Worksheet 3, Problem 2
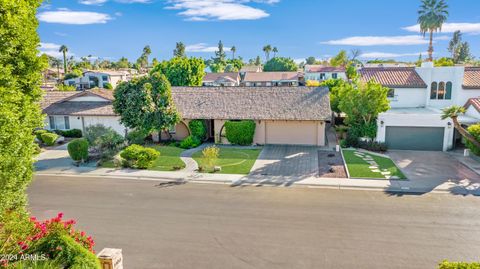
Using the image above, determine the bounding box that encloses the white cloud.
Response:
[359,51,426,58]
[403,22,480,34]
[39,42,75,58]
[38,9,112,24]
[320,35,444,46]
[165,0,275,21]
[79,0,150,5]
[79,0,107,5]
[185,43,231,52]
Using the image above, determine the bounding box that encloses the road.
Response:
[28,175,480,269]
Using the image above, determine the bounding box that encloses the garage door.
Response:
[265,121,317,145]
[385,126,444,151]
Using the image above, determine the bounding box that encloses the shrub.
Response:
[127,129,148,145]
[188,120,207,140]
[345,129,359,148]
[57,84,77,92]
[438,260,480,269]
[40,133,59,146]
[179,135,201,149]
[357,140,388,152]
[465,124,480,156]
[103,82,113,90]
[59,129,82,138]
[202,146,220,171]
[339,139,347,148]
[224,120,256,146]
[85,125,125,159]
[33,143,41,155]
[120,145,160,169]
[67,139,89,162]
[34,129,48,141]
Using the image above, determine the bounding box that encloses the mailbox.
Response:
[98,248,123,269]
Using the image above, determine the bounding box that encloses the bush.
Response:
[103,82,113,89]
[438,260,480,269]
[120,145,160,169]
[179,135,201,149]
[345,129,359,148]
[57,84,77,92]
[58,129,82,138]
[85,125,125,159]
[465,124,480,156]
[127,129,148,145]
[40,133,59,146]
[202,146,220,171]
[33,143,41,155]
[188,120,207,140]
[358,140,388,152]
[339,139,347,148]
[224,120,256,146]
[67,139,89,162]
[34,129,48,141]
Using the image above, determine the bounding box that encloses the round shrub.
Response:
[188,120,207,140]
[120,144,160,169]
[35,129,48,141]
[224,120,256,146]
[127,129,148,145]
[179,135,201,149]
[40,133,59,146]
[67,139,89,162]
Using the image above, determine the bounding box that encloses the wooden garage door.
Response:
[385,126,444,151]
[265,121,317,145]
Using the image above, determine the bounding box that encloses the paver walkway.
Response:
[179,143,210,172]
[353,150,397,179]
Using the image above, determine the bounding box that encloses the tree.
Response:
[255,56,262,66]
[457,42,472,63]
[59,45,68,73]
[137,45,152,69]
[418,0,448,62]
[350,49,362,61]
[263,45,272,62]
[151,57,205,86]
[330,50,348,67]
[320,79,346,113]
[272,47,278,58]
[0,0,46,220]
[152,58,159,67]
[263,57,298,72]
[230,46,236,59]
[345,63,359,80]
[226,58,243,71]
[442,106,480,149]
[213,40,226,64]
[113,71,180,135]
[305,56,316,65]
[447,31,472,63]
[173,42,186,58]
[116,57,131,69]
[434,57,454,66]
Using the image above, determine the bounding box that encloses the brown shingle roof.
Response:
[40,91,78,110]
[171,86,331,121]
[243,72,300,82]
[203,72,239,82]
[42,89,115,116]
[359,67,427,88]
[463,67,480,89]
[305,66,345,73]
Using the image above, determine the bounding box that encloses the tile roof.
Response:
[359,67,427,88]
[305,66,346,73]
[463,67,480,89]
[203,72,239,82]
[464,98,480,113]
[40,91,78,110]
[171,86,331,121]
[243,72,300,82]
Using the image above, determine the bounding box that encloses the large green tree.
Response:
[263,57,297,72]
[151,57,205,86]
[330,50,348,67]
[0,0,46,219]
[417,0,448,61]
[173,42,186,58]
[113,72,180,134]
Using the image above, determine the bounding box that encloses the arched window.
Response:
[430,82,438,99]
[445,82,452,100]
[438,82,445,99]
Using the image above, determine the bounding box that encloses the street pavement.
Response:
[29,175,480,269]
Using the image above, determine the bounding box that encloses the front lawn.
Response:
[148,145,186,171]
[342,149,406,179]
[192,147,262,175]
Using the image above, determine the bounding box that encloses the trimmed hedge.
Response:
[35,129,48,141]
[179,135,201,149]
[224,120,256,146]
[188,120,207,140]
[465,124,480,156]
[40,133,59,146]
[67,139,89,162]
[438,260,480,269]
[56,129,82,138]
[120,144,160,169]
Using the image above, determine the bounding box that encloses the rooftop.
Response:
[359,67,427,88]
[243,71,300,82]
[463,67,480,89]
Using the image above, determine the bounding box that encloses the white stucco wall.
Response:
[388,88,427,108]
[466,106,480,119]
[304,72,347,81]
[45,115,127,136]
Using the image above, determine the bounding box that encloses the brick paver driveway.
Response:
[249,145,319,178]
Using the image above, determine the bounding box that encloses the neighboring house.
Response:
[202,72,240,87]
[241,72,301,87]
[64,70,130,90]
[41,89,128,136]
[304,65,347,82]
[359,63,480,151]
[240,65,262,73]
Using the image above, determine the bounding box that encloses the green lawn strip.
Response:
[148,145,186,171]
[192,148,262,175]
[342,149,406,179]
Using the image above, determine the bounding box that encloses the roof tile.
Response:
[359,67,427,88]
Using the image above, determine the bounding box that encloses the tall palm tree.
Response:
[59,45,68,73]
[441,106,480,148]
[272,47,278,58]
[417,0,448,62]
[230,46,236,59]
[263,45,272,62]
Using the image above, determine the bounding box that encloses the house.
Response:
[64,70,130,90]
[359,63,480,151]
[202,72,240,86]
[240,65,262,73]
[304,65,347,82]
[41,89,128,136]
[241,72,302,87]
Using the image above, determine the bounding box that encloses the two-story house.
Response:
[64,70,130,90]
[359,63,480,151]
[304,65,347,82]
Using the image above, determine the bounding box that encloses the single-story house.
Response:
[304,65,347,81]
[202,72,240,87]
[240,72,302,87]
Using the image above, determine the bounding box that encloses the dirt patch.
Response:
[318,151,347,178]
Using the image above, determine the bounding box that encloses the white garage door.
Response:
[265,121,318,145]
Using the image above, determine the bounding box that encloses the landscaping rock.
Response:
[214,166,222,172]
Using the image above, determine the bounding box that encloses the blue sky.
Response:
[38,0,480,63]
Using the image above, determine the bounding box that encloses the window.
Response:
[89,76,96,81]
[102,75,108,81]
[445,82,452,100]
[387,88,395,98]
[266,82,272,86]
[332,73,338,79]
[438,82,445,99]
[430,82,438,99]
[68,81,75,86]
[49,116,69,130]
[320,73,326,80]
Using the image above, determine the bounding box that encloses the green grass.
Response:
[342,149,406,179]
[148,145,186,171]
[192,147,262,175]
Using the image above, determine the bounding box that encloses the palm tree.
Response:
[59,45,68,73]
[272,47,278,58]
[417,0,448,62]
[263,45,272,62]
[441,106,480,148]
[230,46,236,59]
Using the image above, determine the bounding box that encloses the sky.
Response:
[38,0,480,63]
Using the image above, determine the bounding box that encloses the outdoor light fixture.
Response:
[448,122,452,128]
[380,120,384,127]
